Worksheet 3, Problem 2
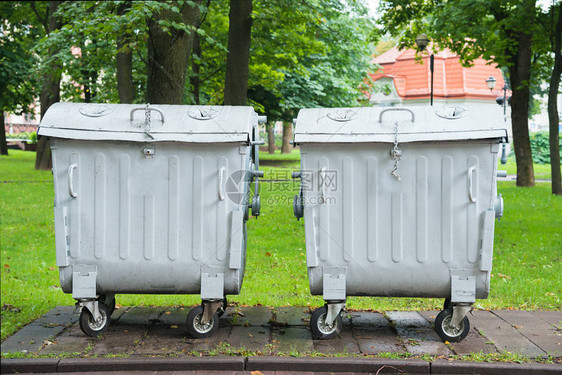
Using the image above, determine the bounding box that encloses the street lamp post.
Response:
[486,75,509,164]
[415,34,434,106]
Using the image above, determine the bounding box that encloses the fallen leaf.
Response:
[170,325,178,329]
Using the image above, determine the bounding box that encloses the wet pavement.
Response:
[1,305,561,374]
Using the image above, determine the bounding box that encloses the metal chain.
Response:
[145,103,151,130]
[391,121,402,181]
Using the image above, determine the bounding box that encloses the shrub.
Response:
[529,131,562,165]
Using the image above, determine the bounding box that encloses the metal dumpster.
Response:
[39,103,265,337]
[292,105,506,342]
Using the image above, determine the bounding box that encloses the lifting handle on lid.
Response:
[378,108,415,123]
[130,106,165,124]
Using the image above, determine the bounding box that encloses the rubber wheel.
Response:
[435,308,470,342]
[310,305,342,340]
[443,298,451,311]
[186,305,219,338]
[107,297,116,315]
[79,303,111,337]
[99,295,116,315]
[217,297,227,318]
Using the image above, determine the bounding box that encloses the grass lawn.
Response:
[499,157,553,180]
[1,150,561,341]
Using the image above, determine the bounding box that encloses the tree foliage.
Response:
[377,0,553,187]
[0,2,42,115]
[3,0,375,121]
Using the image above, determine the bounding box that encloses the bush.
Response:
[529,131,562,165]
[5,131,36,142]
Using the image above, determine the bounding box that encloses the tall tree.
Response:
[379,0,540,187]
[0,2,44,156]
[223,0,252,105]
[34,1,63,170]
[116,0,134,103]
[547,3,561,195]
[146,1,201,104]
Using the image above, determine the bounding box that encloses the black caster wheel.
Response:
[99,295,116,315]
[186,305,219,338]
[217,297,227,318]
[79,303,111,337]
[435,308,470,342]
[443,298,451,311]
[108,297,116,315]
[310,305,342,340]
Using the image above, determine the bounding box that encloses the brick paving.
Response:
[1,306,561,374]
[2,305,560,359]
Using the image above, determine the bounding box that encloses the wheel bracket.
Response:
[451,305,472,330]
[201,300,223,325]
[325,302,345,326]
[80,300,100,322]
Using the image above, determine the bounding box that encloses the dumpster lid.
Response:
[38,103,258,143]
[293,105,508,143]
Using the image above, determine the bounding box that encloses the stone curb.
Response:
[431,360,562,374]
[245,356,430,373]
[0,357,245,374]
[1,358,59,373]
[1,357,560,374]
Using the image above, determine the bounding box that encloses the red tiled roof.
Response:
[369,47,508,101]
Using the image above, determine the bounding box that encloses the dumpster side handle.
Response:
[68,163,78,198]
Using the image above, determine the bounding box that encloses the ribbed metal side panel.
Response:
[192,156,203,261]
[467,155,479,263]
[143,195,155,260]
[318,157,330,262]
[342,157,354,262]
[69,153,80,259]
[216,157,228,261]
[441,155,453,263]
[391,192,403,263]
[168,156,179,261]
[416,156,428,263]
[119,154,131,260]
[94,153,106,259]
[366,157,378,263]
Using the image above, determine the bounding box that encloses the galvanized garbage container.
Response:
[39,103,265,337]
[292,105,506,342]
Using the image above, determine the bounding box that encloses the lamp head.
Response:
[486,76,497,91]
[415,34,429,51]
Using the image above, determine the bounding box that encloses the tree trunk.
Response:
[281,122,292,154]
[223,0,252,105]
[116,0,134,104]
[35,0,62,171]
[146,1,201,104]
[549,4,562,195]
[191,32,201,104]
[267,123,275,154]
[1,112,7,156]
[507,19,535,187]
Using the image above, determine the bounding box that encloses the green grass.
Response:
[259,148,301,161]
[499,157,553,180]
[1,150,561,341]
